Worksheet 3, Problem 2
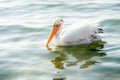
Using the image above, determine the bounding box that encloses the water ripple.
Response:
[0,0,120,80]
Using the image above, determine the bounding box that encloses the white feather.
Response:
[53,18,103,46]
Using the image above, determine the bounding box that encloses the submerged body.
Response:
[46,17,103,47]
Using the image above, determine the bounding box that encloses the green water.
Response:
[0,0,120,80]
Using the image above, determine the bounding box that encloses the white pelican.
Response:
[46,17,103,47]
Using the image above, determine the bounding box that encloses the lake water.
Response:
[0,0,120,80]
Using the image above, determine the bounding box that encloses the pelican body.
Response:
[46,17,103,47]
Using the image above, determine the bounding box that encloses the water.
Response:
[0,0,120,80]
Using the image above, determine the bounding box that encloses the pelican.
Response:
[46,17,103,47]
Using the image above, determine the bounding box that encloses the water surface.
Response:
[0,0,120,80]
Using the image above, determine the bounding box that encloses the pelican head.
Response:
[46,17,63,46]
[52,17,63,27]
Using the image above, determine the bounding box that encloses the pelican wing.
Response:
[59,23,102,43]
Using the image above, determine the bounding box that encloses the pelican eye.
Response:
[60,19,63,22]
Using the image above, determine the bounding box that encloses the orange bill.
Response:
[46,24,61,46]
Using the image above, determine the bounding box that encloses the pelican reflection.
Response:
[51,40,106,69]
